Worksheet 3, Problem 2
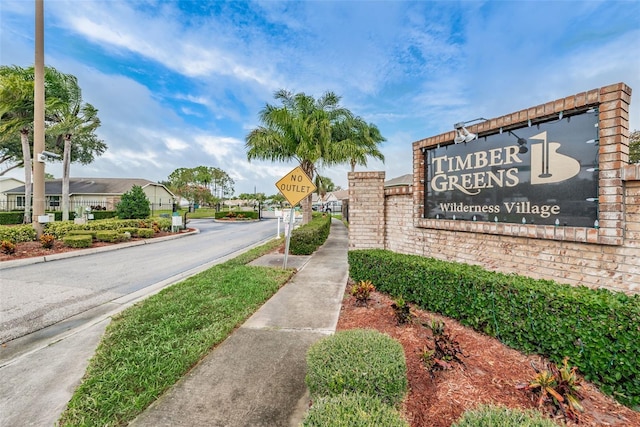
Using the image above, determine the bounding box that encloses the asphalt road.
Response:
[0,218,281,426]
[0,218,279,345]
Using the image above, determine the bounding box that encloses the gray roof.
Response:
[384,174,413,188]
[4,178,171,196]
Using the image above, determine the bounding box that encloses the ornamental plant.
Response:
[40,233,56,249]
[521,357,584,422]
[1,239,16,254]
[420,318,466,373]
[350,280,375,306]
[391,296,412,325]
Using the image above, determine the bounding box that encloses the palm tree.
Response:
[245,89,353,224]
[314,174,335,207]
[0,66,36,223]
[0,65,105,222]
[46,68,104,220]
[332,116,385,172]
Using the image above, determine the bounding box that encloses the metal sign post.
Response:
[282,208,296,269]
[274,166,317,269]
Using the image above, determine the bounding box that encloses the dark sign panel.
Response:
[424,110,599,227]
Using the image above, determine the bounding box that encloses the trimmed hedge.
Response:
[119,227,139,236]
[306,329,407,407]
[67,230,98,239]
[0,224,37,243]
[95,230,130,243]
[451,405,557,427]
[63,235,93,248]
[0,210,116,225]
[302,393,408,427]
[44,218,171,239]
[348,249,640,409]
[137,228,155,238]
[289,213,331,255]
[0,212,25,225]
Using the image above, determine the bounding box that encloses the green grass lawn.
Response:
[58,238,290,426]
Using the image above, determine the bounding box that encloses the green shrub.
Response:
[44,218,171,239]
[96,230,120,242]
[306,329,407,407]
[90,210,117,220]
[302,393,408,427]
[290,214,331,255]
[214,210,258,220]
[137,228,155,238]
[451,405,557,427]
[66,230,97,239]
[0,211,26,225]
[119,227,139,236]
[116,185,150,219]
[63,235,93,248]
[348,249,640,409]
[0,224,37,243]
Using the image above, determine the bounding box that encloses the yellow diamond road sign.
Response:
[275,166,316,207]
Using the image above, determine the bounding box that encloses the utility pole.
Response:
[32,0,46,237]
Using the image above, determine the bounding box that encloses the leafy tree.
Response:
[167,166,233,208]
[314,175,335,199]
[116,185,150,219]
[0,66,36,222]
[246,90,354,224]
[268,193,287,208]
[46,68,105,220]
[630,129,639,163]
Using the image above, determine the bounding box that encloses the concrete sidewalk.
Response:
[130,218,349,427]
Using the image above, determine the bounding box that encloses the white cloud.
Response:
[1,0,638,196]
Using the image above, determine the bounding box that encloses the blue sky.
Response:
[1,0,639,196]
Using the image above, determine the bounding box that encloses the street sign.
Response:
[275,166,316,207]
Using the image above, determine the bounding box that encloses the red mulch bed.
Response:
[0,229,193,262]
[336,285,639,427]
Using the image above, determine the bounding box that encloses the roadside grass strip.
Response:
[58,239,290,426]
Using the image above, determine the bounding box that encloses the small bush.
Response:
[119,227,139,236]
[350,280,375,306]
[0,224,37,243]
[63,235,93,248]
[306,329,407,407]
[40,233,56,249]
[523,357,584,422]
[1,240,16,254]
[302,393,408,427]
[451,404,557,427]
[96,230,120,242]
[66,230,97,239]
[137,228,155,238]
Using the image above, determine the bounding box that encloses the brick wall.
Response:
[348,83,639,294]
[348,172,386,250]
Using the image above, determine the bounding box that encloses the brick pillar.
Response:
[348,171,385,250]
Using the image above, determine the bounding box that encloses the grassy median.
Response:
[58,238,290,426]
